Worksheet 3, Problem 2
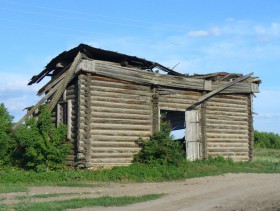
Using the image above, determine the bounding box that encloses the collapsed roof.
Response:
[28,43,182,85]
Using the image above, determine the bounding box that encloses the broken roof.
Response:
[28,43,181,85]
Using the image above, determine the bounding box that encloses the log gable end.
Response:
[17,44,261,167]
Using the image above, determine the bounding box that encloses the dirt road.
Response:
[2,173,280,210]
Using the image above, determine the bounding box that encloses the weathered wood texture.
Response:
[81,75,153,167]
[78,60,258,93]
[158,87,201,111]
[76,74,92,165]
[64,80,79,163]
[185,110,201,161]
[248,94,254,161]
[205,94,250,161]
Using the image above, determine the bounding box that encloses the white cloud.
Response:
[188,30,209,37]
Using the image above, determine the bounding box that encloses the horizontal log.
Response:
[207,98,248,106]
[84,91,151,101]
[92,141,139,148]
[206,119,248,126]
[90,107,152,115]
[91,130,151,136]
[207,138,248,142]
[89,158,133,163]
[91,95,151,105]
[206,110,248,117]
[206,115,248,121]
[81,84,152,97]
[89,112,151,120]
[158,87,201,96]
[90,123,151,131]
[208,147,249,152]
[207,133,249,139]
[90,77,151,91]
[158,97,199,105]
[208,143,248,147]
[207,124,248,130]
[92,118,151,125]
[92,147,139,153]
[206,128,248,135]
[93,135,145,142]
[206,106,248,113]
[208,151,249,156]
[90,101,152,111]
[207,101,247,109]
[91,152,134,158]
[79,60,206,90]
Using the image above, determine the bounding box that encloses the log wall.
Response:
[205,94,250,161]
[158,87,201,111]
[65,80,79,164]
[80,74,153,167]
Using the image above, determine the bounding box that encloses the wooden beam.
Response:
[48,52,83,111]
[187,72,253,111]
[37,64,71,96]
[13,80,63,129]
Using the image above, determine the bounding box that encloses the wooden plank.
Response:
[67,100,72,140]
[49,52,83,111]
[185,110,200,161]
[187,73,253,110]
[152,86,160,133]
[37,64,71,96]
[13,80,63,129]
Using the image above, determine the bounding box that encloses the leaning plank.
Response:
[37,66,69,96]
[49,52,83,111]
[187,72,253,110]
[13,80,63,129]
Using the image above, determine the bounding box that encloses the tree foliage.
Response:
[133,116,185,166]
[0,103,15,166]
[254,130,280,149]
[13,105,70,171]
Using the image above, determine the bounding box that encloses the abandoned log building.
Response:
[16,44,261,167]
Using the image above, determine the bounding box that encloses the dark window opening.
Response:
[160,110,185,139]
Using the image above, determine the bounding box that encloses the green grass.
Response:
[254,148,280,162]
[16,192,90,200]
[53,182,101,188]
[14,194,163,211]
[0,183,27,193]
[0,149,279,193]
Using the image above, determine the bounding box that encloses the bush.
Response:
[14,105,70,172]
[0,103,15,166]
[254,130,280,149]
[133,117,185,166]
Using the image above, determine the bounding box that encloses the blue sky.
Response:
[0,0,280,134]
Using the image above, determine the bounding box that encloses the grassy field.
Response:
[0,149,279,187]
[254,148,280,162]
[0,148,279,210]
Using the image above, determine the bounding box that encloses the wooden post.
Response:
[152,86,160,133]
[200,101,207,159]
[248,94,254,161]
[67,100,72,140]
[84,73,92,162]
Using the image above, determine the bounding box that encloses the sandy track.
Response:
[2,173,280,210]
[85,173,280,211]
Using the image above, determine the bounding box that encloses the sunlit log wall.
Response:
[205,94,251,161]
[77,73,153,167]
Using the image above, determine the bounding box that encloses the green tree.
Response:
[0,103,14,166]
[254,130,280,149]
[14,105,70,171]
